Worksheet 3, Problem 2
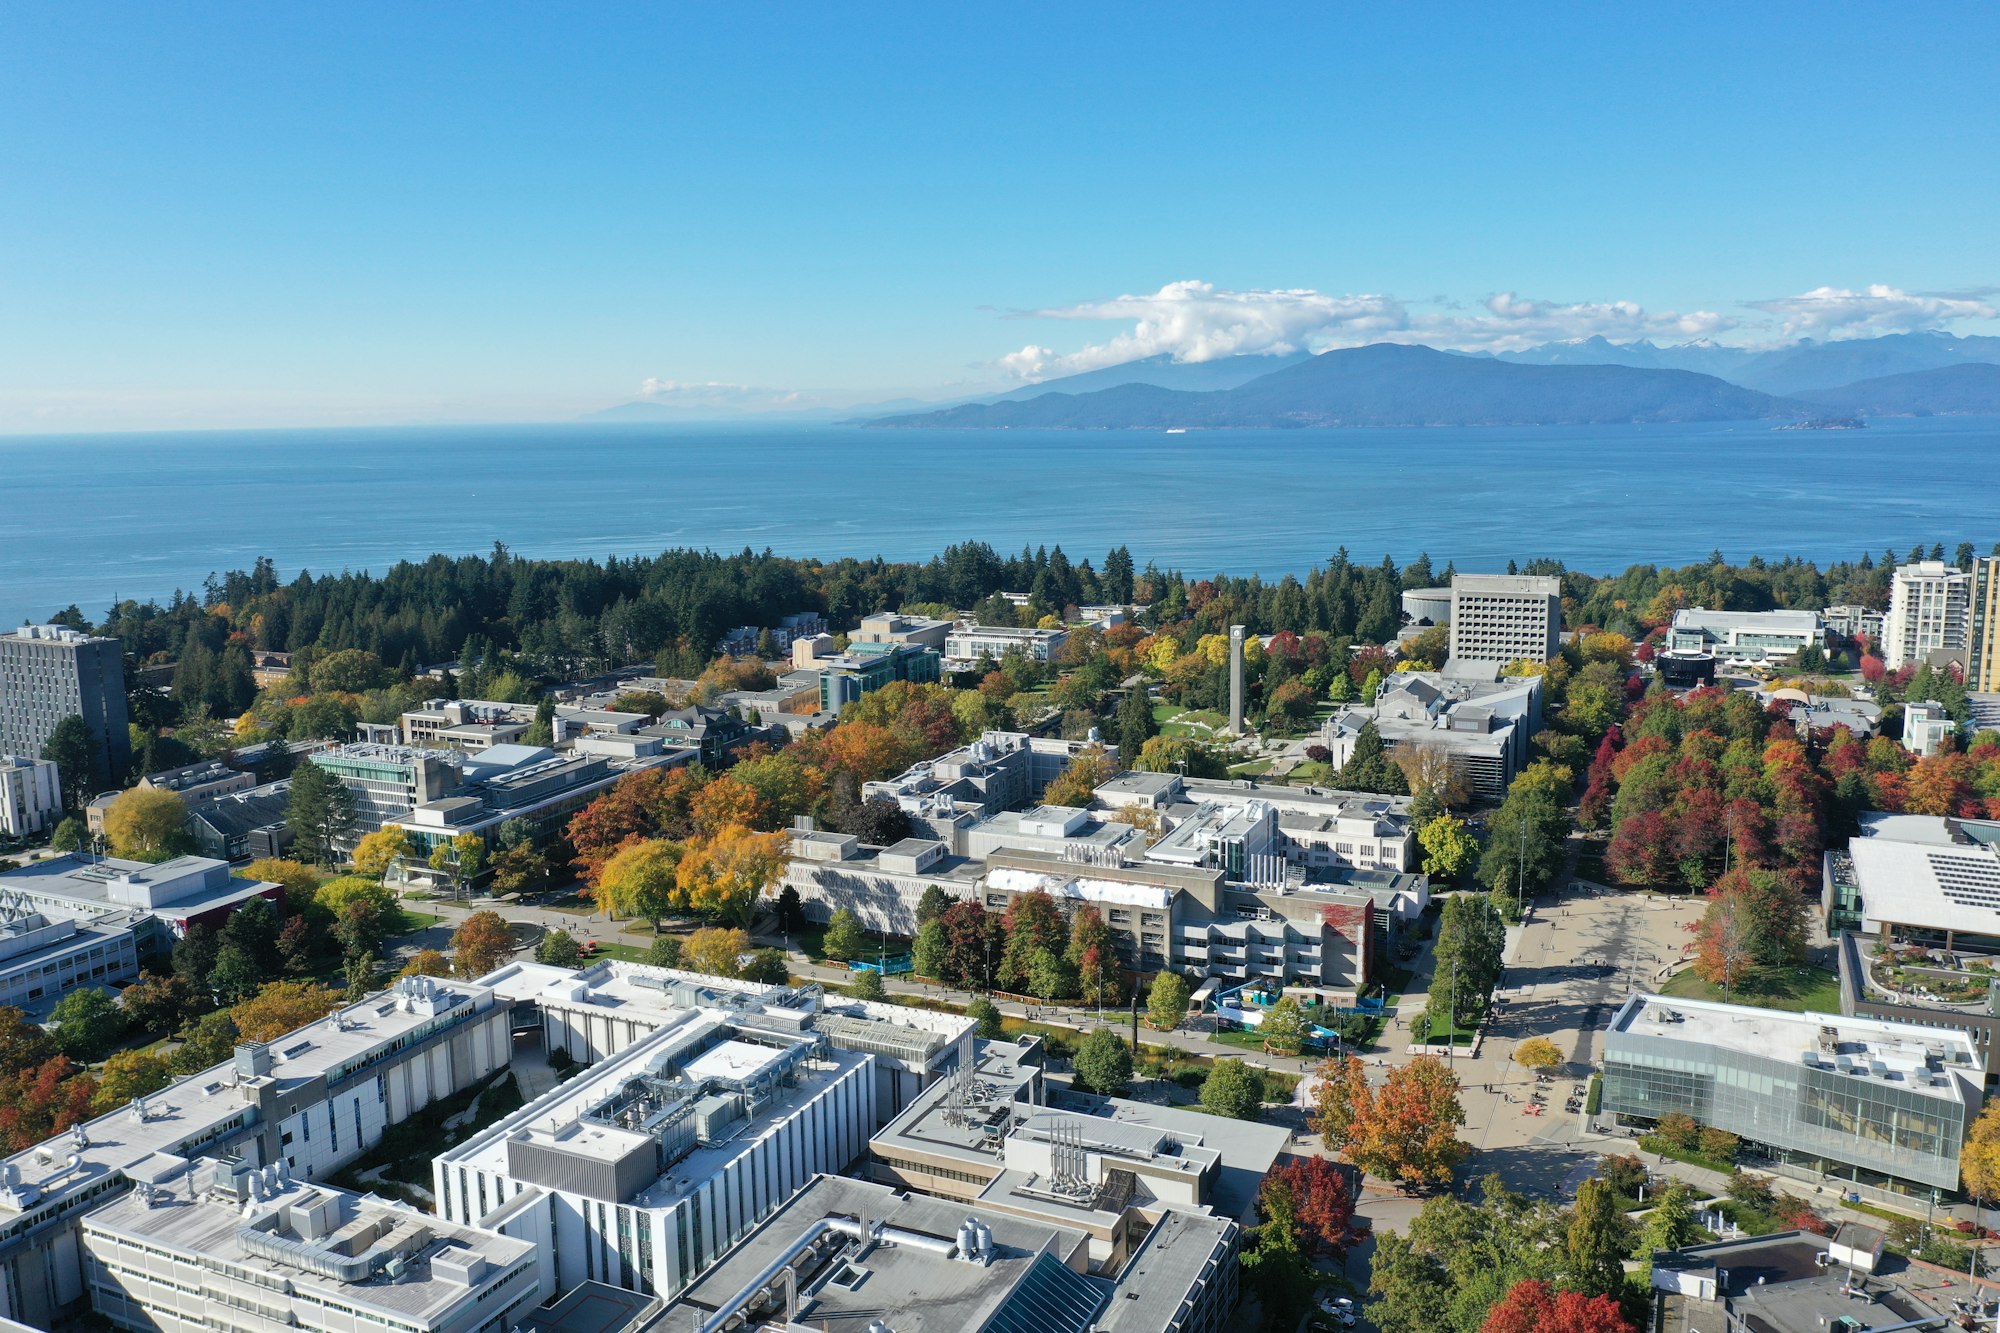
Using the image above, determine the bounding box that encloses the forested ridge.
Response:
[52,539,1962,679]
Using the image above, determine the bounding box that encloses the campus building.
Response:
[1320,669,1544,802]
[81,1158,543,1333]
[654,1172,1240,1333]
[0,974,512,1327]
[863,731,1114,852]
[0,625,131,788]
[0,904,143,1017]
[1668,608,1826,664]
[1601,993,1982,1193]
[0,853,283,963]
[850,611,953,651]
[1884,560,1971,670]
[1445,574,1562,668]
[1822,811,2000,949]
[818,642,942,712]
[943,624,1069,664]
[435,964,975,1302]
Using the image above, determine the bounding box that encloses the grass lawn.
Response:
[585,942,652,964]
[391,909,445,934]
[1659,963,1842,1013]
[1155,704,1228,737]
[1228,760,1273,778]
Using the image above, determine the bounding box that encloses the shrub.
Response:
[1697,1126,1740,1163]
[1656,1111,1699,1152]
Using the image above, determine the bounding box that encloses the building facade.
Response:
[0,626,131,788]
[1972,557,2000,693]
[1601,993,1981,1193]
[819,642,942,711]
[0,756,61,840]
[1668,608,1826,663]
[943,624,1069,663]
[1885,560,1972,670]
[1445,574,1562,667]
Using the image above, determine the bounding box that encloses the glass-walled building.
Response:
[1602,994,1983,1194]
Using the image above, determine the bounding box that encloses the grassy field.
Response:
[1154,704,1228,737]
[391,909,445,934]
[1659,963,1842,1013]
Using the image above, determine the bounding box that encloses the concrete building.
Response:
[435,966,975,1302]
[1445,574,1561,668]
[653,1172,1240,1333]
[819,642,942,712]
[1901,700,1958,757]
[0,903,142,1016]
[0,853,283,963]
[1823,604,1885,643]
[0,624,132,787]
[0,973,512,1326]
[1972,557,2000,693]
[1601,992,1981,1193]
[943,624,1068,665]
[1884,559,1971,670]
[1400,587,1452,628]
[0,755,61,840]
[870,1043,1284,1256]
[81,1157,543,1333]
[1668,607,1826,664]
[782,833,986,937]
[864,732,1113,852]
[1320,669,1544,802]
[850,612,953,651]
[964,806,1145,863]
[1649,1230,1945,1333]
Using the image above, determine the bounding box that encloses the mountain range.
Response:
[869,331,2000,430]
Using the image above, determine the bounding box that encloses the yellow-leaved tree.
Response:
[676,825,788,928]
[597,839,684,930]
[350,825,408,880]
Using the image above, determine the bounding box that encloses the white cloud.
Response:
[1745,284,1997,340]
[638,378,813,410]
[998,280,1736,379]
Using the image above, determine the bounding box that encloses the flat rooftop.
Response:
[1608,994,1982,1102]
[82,1165,535,1324]
[0,975,495,1218]
[661,1175,1100,1333]
[1654,1232,1946,1333]
[475,959,786,1030]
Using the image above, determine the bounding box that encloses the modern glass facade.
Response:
[1603,1021,1974,1191]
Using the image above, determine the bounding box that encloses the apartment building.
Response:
[1972,557,2000,693]
[1445,574,1562,667]
[0,755,61,839]
[0,625,131,787]
[1884,560,1971,670]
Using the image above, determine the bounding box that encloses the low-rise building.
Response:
[865,732,1113,851]
[1668,607,1826,663]
[0,903,143,1016]
[964,805,1145,863]
[943,624,1068,665]
[1823,604,1885,643]
[0,754,61,839]
[1822,810,2000,949]
[187,781,294,861]
[1601,992,1981,1193]
[819,642,942,711]
[850,611,953,651]
[0,973,512,1326]
[782,833,985,937]
[0,853,283,962]
[1321,668,1543,802]
[1650,1230,1943,1333]
[655,1172,1239,1333]
[1902,700,1958,757]
[81,1157,543,1333]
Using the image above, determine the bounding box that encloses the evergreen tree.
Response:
[1117,687,1157,760]
[286,761,357,866]
[41,715,97,809]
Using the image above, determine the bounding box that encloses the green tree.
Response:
[966,997,1004,1039]
[913,919,948,979]
[1072,1027,1133,1096]
[170,1010,240,1073]
[1338,722,1409,795]
[1199,1057,1266,1118]
[915,884,954,925]
[220,896,281,975]
[209,944,264,1005]
[1427,892,1505,1028]
[1146,973,1191,1032]
[536,930,584,967]
[1566,1177,1632,1300]
[1479,766,1571,904]
[1418,814,1479,882]
[1637,1181,1700,1257]
[645,936,685,968]
[1117,687,1157,761]
[822,908,869,962]
[1261,996,1308,1056]
[41,715,98,809]
[50,816,88,853]
[286,761,357,866]
[171,924,220,996]
[1027,946,1075,1003]
[49,986,126,1061]
[740,948,789,984]
[846,967,887,1002]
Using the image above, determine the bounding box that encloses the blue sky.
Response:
[2,4,1995,431]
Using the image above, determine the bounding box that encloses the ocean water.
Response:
[1,416,1996,626]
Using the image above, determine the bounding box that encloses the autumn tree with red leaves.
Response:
[1481,1280,1634,1333]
